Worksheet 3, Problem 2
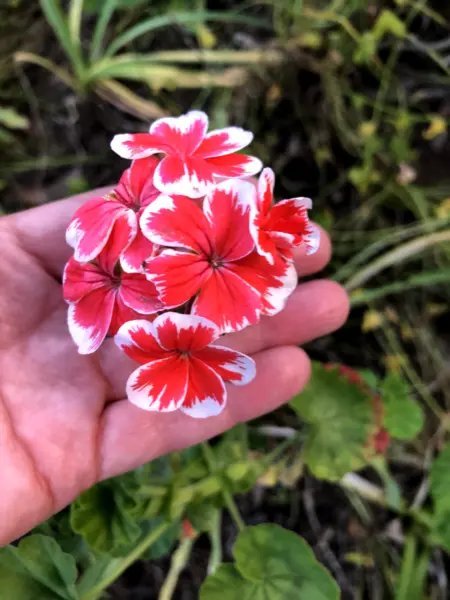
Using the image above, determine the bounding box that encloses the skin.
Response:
[0,188,349,546]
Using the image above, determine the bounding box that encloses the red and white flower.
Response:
[115,313,256,418]
[141,180,292,333]
[251,167,320,265]
[66,157,159,272]
[110,111,262,198]
[63,252,162,355]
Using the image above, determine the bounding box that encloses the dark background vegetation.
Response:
[1,1,450,598]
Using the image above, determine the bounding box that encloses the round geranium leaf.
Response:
[290,362,374,480]
[200,524,339,600]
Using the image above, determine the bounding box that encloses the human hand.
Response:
[0,189,349,545]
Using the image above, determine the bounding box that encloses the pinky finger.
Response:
[99,345,311,479]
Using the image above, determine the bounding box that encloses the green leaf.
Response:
[0,535,78,600]
[290,362,374,480]
[200,524,339,599]
[39,0,85,77]
[430,444,450,514]
[380,373,423,440]
[70,478,142,556]
[0,106,29,129]
[105,11,270,57]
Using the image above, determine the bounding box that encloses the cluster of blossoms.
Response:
[63,111,319,418]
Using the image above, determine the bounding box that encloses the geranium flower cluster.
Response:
[63,111,319,418]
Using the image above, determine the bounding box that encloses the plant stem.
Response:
[80,522,170,600]
[207,510,223,574]
[158,536,195,600]
[200,442,245,531]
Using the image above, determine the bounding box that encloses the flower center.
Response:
[208,254,224,269]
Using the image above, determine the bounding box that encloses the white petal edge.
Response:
[305,224,320,256]
[67,302,111,355]
[209,344,257,386]
[200,126,253,157]
[114,319,158,353]
[263,261,298,317]
[152,312,220,350]
[110,134,161,160]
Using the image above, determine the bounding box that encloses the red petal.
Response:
[67,286,116,354]
[204,180,256,262]
[150,111,208,156]
[180,357,226,418]
[119,273,162,314]
[184,156,216,197]
[194,345,256,385]
[192,266,261,334]
[257,167,274,215]
[115,319,165,363]
[120,229,155,273]
[126,355,189,412]
[153,312,218,352]
[110,133,167,159]
[63,257,108,303]
[116,157,159,208]
[145,250,211,308]
[66,196,128,263]
[141,195,212,254]
[98,212,137,273]
[265,198,312,246]
[206,153,262,179]
[153,156,192,196]
[230,252,297,317]
[195,127,253,158]
[109,295,147,336]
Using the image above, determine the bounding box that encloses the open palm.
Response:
[0,189,348,546]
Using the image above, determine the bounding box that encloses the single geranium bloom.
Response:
[110,110,262,198]
[63,251,162,355]
[115,313,256,417]
[252,167,320,265]
[141,180,292,334]
[66,157,159,272]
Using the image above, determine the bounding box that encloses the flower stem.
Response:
[200,441,245,532]
[158,535,195,600]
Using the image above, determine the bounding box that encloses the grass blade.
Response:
[90,0,119,61]
[68,0,84,47]
[94,79,167,119]
[350,269,450,306]
[105,11,270,57]
[345,229,450,291]
[40,0,85,78]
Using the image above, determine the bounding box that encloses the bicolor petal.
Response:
[196,127,253,158]
[204,179,256,261]
[180,359,226,418]
[145,250,211,309]
[141,195,212,253]
[119,273,162,314]
[192,267,261,334]
[195,345,256,385]
[110,133,167,159]
[152,312,218,352]
[66,196,127,263]
[67,287,116,354]
[126,355,189,412]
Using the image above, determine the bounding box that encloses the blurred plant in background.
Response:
[1,0,450,598]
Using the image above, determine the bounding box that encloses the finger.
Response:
[98,279,348,399]
[99,345,310,479]
[6,187,112,278]
[226,279,349,354]
[293,225,331,276]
